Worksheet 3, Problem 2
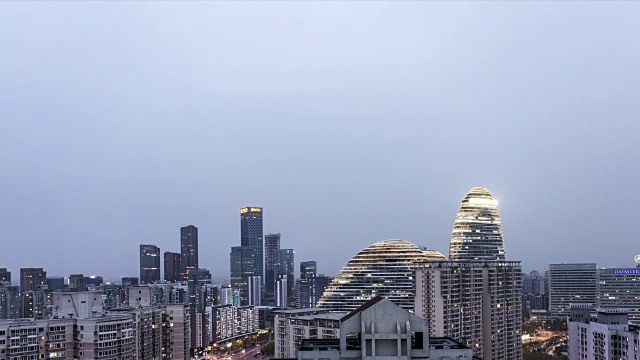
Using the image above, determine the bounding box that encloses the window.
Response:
[411,332,424,350]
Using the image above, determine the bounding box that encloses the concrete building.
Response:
[318,240,445,311]
[568,305,640,360]
[207,304,259,345]
[596,267,640,325]
[415,260,522,360]
[295,297,476,360]
[180,225,199,281]
[162,304,191,359]
[0,284,20,319]
[0,318,76,360]
[549,263,597,318]
[274,308,345,359]
[449,187,505,261]
[19,268,46,294]
[69,274,87,291]
[140,244,161,284]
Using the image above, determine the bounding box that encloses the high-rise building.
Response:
[230,246,256,306]
[522,270,549,315]
[20,268,46,294]
[279,249,295,307]
[449,187,505,261]
[0,269,10,283]
[318,240,445,311]
[0,285,20,319]
[596,267,640,325]
[415,261,523,360]
[180,225,199,281]
[549,263,597,318]
[247,276,262,306]
[297,274,333,309]
[187,269,212,351]
[86,275,103,287]
[164,251,181,283]
[46,277,64,291]
[69,274,88,291]
[264,233,281,305]
[300,261,317,280]
[240,207,263,285]
[140,244,161,284]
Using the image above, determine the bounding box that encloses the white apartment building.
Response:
[569,305,640,360]
[0,318,75,360]
[415,260,522,360]
[274,308,345,359]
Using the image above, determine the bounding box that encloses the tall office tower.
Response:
[230,246,256,305]
[240,207,263,284]
[180,225,199,281]
[20,268,46,294]
[596,267,640,325]
[69,274,88,291]
[0,285,20,319]
[297,273,332,309]
[264,233,281,305]
[247,275,262,306]
[164,251,181,283]
[300,261,317,280]
[279,249,295,307]
[140,244,161,284]
[0,269,10,283]
[319,240,445,311]
[549,263,597,318]
[415,261,523,360]
[449,187,505,260]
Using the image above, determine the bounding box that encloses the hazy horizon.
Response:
[1,2,639,281]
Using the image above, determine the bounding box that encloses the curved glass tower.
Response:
[317,240,445,311]
[449,187,505,260]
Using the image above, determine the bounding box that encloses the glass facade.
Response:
[449,187,505,261]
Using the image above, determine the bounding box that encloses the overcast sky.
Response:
[1,2,639,282]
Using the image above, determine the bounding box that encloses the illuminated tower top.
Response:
[449,187,505,261]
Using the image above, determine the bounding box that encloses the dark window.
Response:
[411,332,424,350]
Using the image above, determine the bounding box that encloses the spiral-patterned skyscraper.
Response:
[449,187,505,260]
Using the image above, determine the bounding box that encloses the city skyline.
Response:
[1,2,639,280]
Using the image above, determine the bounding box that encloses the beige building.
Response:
[0,318,75,360]
[415,261,522,360]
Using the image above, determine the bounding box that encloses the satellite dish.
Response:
[635,255,640,263]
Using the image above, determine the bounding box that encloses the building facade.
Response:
[140,244,161,284]
[318,240,445,311]
[240,207,264,289]
[164,251,181,283]
[274,308,344,359]
[264,233,281,306]
[549,263,597,318]
[415,260,523,360]
[449,187,505,261]
[596,267,640,325]
[180,225,199,281]
[230,246,256,306]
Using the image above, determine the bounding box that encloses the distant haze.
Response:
[1,2,639,281]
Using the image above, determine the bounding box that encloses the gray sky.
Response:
[1,2,639,282]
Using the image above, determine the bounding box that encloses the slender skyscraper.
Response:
[140,244,161,284]
[240,207,263,284]
[279,249,295,307]
[164,251,181,283]
[180,225,198,281]
[449,187,505,261]
[264,233,281,305]
[230,246,256,306]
